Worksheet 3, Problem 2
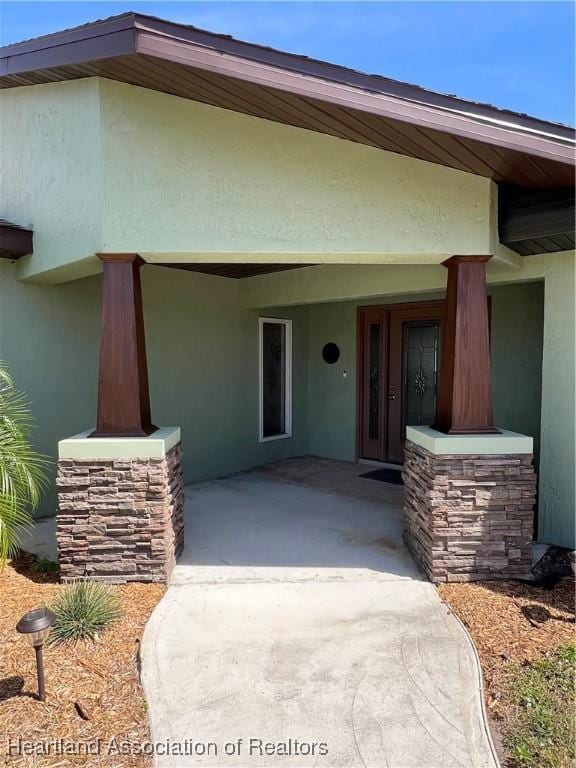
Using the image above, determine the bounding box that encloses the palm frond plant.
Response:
[0,364,49,567]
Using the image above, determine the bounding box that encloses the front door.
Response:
[357,301,445,463]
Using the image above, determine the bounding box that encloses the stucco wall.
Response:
[99,79,491,259]
[0,262,309,518]
[144,267,309,482]
[537,252,576,547]
[1,78,495,282]
[490,282,544,463]
[0,262,99,517]
[0,80,102,282]
[242,264,448,308]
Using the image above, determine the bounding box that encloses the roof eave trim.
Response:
[0,14,573,167]
[130,13,574,140]
[135,28,575,166]
[0,27,137,76]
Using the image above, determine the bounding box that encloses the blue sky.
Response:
[1,2,574,125]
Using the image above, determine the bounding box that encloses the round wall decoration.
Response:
[322,342,340,364]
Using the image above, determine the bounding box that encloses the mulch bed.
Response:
[438,577,575,763]
[0,553,165,767]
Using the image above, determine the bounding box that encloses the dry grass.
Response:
[0,553,165,767]
[439,577,575,767]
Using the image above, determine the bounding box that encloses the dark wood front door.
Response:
[357,301,445,464]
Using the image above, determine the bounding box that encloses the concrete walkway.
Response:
[141,458,498,768]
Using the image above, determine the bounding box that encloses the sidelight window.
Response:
[259,318,292,441]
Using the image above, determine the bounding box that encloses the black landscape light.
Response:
[16,606,56,702]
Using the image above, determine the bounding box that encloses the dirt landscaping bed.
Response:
[439,577,575,768]
[0,553,164,767]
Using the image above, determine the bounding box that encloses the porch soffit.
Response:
[155,263,314,279]
[1,12,574,194]
[146,252,514,280]
[498,186,576,256]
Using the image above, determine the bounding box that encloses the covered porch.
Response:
[53,250,539,585]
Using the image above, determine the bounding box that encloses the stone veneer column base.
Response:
[56,428,184,583]
[402,428,536,583]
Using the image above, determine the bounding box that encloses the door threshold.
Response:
[357,458,404,471]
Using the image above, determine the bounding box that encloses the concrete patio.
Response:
[141,457,498,768]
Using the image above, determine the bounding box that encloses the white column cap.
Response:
[406,426,533,455]
[58,427,181,459]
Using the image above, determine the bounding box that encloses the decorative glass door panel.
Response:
[359,308,386,460]
[358,302,445,464]
[368,323,381,441]
[402,321,441,431]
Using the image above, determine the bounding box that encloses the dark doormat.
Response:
[359,467,404,485]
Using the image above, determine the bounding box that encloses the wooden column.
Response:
[91,254,156,437]
[433,255,499,434]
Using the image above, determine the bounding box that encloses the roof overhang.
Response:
[0,221,33,260]
[1,12,574,191]
[498,186,575,255]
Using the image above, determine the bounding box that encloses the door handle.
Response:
[388,394,396,401]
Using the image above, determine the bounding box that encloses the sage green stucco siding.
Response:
[1,78,500,284]
[538,253,576,548]
[98,79,491,262]
[491,282,544,464]
[144,267,309,482]
[0,80,102,281]
[307,302,357,461]
[0,263,309,518]
[0,263,99,518]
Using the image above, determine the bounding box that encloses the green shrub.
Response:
[49,580,123,644]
